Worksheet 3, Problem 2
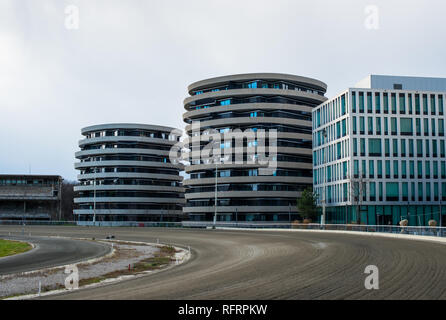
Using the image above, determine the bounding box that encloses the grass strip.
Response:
[0,239,32,258]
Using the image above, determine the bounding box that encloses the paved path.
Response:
[1,225,445,299]
[0,234,110,275]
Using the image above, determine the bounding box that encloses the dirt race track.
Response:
[1,225,445,300]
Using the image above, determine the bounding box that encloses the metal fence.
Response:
[181,221,293,229]
[76,221,183,228]
[180,221,446,237]
[0,220,77,226]
[0,220,445,237]
[289,223,446,237]
[0,220,183,228]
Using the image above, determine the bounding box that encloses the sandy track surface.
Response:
[1,225,445,300]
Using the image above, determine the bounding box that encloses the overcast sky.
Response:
[1,0,445,181]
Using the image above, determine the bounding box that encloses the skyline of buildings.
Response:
[3,73,446,225]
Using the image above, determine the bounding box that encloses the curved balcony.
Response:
[187,73,327,94]
[75,160,182,170]
[184,88,327,111]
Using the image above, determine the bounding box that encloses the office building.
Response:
[183,73,327,221]
[313,75,446,226]
[74,123,185,222]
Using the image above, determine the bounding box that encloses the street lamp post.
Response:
[377,213,381,232]
[235,208,238,226]
[407,201,410,225]
[93,167,97,226]
[321,190,326,227]
[212,154,227,229]
[439,174,442,229]
[439,199,443,237]
[58,177,62,221]
[321,129,327,229]
[213,161,218,229]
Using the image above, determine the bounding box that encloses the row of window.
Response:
[187,183,309,193]
[79,179,180,187]
[0,179,59,186]
[313,91,446,130]
[196,138,311,150]
[313,118,348,148]
[186,199,297,207]
[78,191,182,198]
[80,167,180,175]
[80,155,169,163]
[314,159,446,185]
[313,139,350,166]
[85,130,179,141]
[188,213,300,222]
[353,159,446,180]
[193,80,324,96]
[352,138,446,158]
[187,109,312,124]
[189,95,321,110]
[315,181,446,204]
[314,126,446,168]
[325,205,445,226]
[190,168,312,179]
[191,153,312,166]
[77,203,181,210]
[313,161,349,185]
[351,92,444,116]
[352,116,445,137]
[313,93,348,128]
[190,124,313,136]
[82,143,173,151]
[76,215,183,222]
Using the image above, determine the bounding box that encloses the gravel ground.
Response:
[0,242,159,298]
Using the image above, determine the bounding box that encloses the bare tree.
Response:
[348,172,368,225]
[61,180,78,221]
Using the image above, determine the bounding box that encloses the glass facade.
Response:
[313,88,446,226]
